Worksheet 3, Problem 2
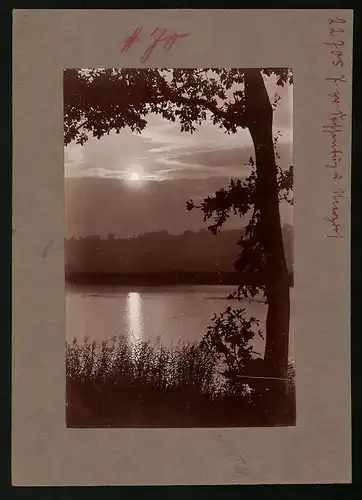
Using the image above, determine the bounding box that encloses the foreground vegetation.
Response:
[66,333,296,428]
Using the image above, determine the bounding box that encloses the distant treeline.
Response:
[65,270,294,287]
[65,227,294,276]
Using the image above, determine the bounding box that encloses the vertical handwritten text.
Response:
[322,15,348,239]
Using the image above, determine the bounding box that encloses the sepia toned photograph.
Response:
[64,67,294,428]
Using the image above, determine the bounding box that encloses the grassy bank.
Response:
[66,335,296,428]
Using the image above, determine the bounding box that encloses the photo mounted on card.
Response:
[13,9,352,485]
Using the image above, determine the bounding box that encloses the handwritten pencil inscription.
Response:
[322,16,348,239]
[121,26,191,63]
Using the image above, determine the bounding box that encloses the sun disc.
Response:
[130,172,140,181]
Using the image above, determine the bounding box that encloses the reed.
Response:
[66,335,296,427]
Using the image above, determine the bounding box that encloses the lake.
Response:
[66,284,294,359]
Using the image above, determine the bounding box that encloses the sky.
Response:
[65,71,293,238]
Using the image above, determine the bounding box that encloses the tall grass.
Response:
[66,335,296,427]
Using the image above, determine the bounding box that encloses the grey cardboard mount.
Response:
[12,9,352,486]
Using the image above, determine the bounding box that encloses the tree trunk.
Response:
[244,69,290,381]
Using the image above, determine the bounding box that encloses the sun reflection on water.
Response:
[126,292,142,341]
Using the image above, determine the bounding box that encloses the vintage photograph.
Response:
[64,68,294,428]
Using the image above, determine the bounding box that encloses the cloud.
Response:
[155,143,292,177]
[65,141,292,181]
[162,147,255,169]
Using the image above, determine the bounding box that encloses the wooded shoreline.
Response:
[65,271,294,287]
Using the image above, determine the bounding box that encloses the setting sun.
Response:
[130,172,140,181]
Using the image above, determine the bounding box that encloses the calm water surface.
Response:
[66,284,294,358]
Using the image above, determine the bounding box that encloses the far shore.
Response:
[65,271,294,287]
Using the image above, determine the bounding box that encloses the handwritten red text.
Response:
[323,15,348,239]
[324,189,345,238]
[121,27,191,63]
[324,17,346,67]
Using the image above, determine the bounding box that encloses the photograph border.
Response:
[63,65,295,430]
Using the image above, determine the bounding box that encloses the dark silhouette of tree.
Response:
[63,68,293,386]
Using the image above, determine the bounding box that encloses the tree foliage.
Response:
[187,150,293,301]
[64,68,292,144]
